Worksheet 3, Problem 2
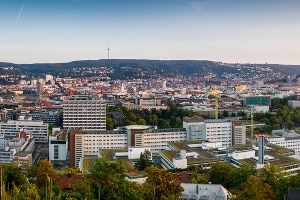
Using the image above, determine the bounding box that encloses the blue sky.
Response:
[0,0,299,64]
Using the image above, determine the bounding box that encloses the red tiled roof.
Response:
[55,174,83,191]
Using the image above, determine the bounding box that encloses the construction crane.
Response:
[251,107,254,141]
[209,88,220,120]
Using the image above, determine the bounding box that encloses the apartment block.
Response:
[63,95,106,130]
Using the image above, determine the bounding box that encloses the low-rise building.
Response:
[0,120,48,143]
[180,183,232,200]
[268,129,300,153]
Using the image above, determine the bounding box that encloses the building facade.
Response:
[0,120,48,143]
[63,95,106,130]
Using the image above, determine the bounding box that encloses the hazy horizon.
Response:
[1,0,300,65]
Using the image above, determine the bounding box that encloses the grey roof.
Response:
[180,183,232,200]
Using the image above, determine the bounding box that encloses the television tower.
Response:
[107,44,110,60]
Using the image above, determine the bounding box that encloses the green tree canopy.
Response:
[87,159,141,200]
[142,166,183,200]
[209,162,234,188]
[135,150,152,171]
[234,175,276,200]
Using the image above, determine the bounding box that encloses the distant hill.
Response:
[1,59,300,80]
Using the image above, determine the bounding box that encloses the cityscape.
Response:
[1,0,300,200]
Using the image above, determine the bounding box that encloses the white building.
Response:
[129,128,187,152]
[269,130,300,154]
[49,129,68,163]
[202,141,223,150]
[70,126,186,167]
[70,130,128,167]
[45,74,53,82]
[63,95,106,130]
[0,120,48,143]
[232,120,247,146]
[183,117,234,147]
[128,146,151,160]
[205,119,232,147]
[269,137,300,154]
[0,132,35,168]
[288,100,300,109]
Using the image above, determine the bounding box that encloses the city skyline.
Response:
[1,0,300,65]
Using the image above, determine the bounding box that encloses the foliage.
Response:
[257,164,289,200]
[142,166,184,200]
[209,162,234,188]
[26,165,38,183]
[135,150,152,171]
[2,164,26,191]
[234,175,276,200]
[86,159,141,200]
[62,167,81,175]
[190,172,208,184]
[107,104,198,129]
[106,116,115,130]
[229,164,256,189]
[36,159,57,188]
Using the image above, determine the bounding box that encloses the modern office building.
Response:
[243,95,271,106]
[268,130,300,154]
[232,120,247,146]
[49,129,69,164]
[0,120,48,143]
[205,119,232,147]
[183,117,206,141]
[69,125,186,167]
[63,95,106,130]
[69,130,128,167]
[184,117,233,147]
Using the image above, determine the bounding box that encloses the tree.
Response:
[137,118,147,125]
[106,116,114,130]
[135,150,152,171]
[257,164,289,200]
[190,172,208,184]
[289,171,300,188]
[234,175,276,200]
[2,164,26,191]
[149,114,158,126]
[209,162,234,188]
[36,159,57,188]
[141,166,183,200]
[19,183,41,200]
[62,167,81,175]
[87,159,141,200]
[223,110,229,118]
[26,165,38,184]
[230,164,256,189]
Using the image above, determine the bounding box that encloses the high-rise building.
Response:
[63,95,106,130]
[232,120,246,146]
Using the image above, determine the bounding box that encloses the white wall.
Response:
[128,147,151,160]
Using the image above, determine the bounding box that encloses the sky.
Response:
[0,0,300,64]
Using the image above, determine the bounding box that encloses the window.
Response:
[54,145,59,160]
